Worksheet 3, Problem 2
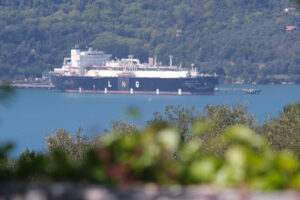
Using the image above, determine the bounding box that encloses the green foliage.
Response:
[45,127,90,160]
[104,120,138,136]
[15,148,48,180]
[284,102,300,113]
[149,105,199,141]
[203,103,257,131]
[262,102,300,158]
[47,123,300,190]
[150,103,257,156]
[0,82,15,105]
[0,103,299,191]
[0,143,13,181]
[0,0,300,83]
[198,103,257,153]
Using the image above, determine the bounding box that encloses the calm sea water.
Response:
[0,84,299,155]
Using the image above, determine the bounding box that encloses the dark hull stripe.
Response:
[51,75,218,95]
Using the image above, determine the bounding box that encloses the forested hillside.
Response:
[0,0,300,83]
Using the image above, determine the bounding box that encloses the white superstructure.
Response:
[71,48,111,68]
[54,48,111,75]
[53,48,216,78]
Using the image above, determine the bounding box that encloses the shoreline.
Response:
[11,83,54,89]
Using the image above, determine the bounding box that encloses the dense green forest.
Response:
[0,0,300,83]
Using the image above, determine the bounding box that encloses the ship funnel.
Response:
[148,57,154,65]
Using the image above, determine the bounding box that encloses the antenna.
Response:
[128,55,134,71]
[191,63,195,71]
[170,55,173,67]
[128,55,134,61]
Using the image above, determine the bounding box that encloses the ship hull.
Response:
[51,75,218,95]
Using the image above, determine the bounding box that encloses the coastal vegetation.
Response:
[0,102,300,190]
[0,81,15,105]
[0,0,300,83]
[1,0,300,193]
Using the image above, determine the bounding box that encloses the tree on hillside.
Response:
[0,0,299,83]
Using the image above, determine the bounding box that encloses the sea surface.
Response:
[0,84,300,155]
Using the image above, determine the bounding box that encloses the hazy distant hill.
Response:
[0,0,300,83]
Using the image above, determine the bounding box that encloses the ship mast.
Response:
[128,55,134,71]
[169,55,173,67]
[191,63,195,71]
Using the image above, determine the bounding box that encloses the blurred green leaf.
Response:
[156,128,180,152]
[250,171,285,190]
[189,157,219,182]
[225,125,266,148]
[192,121,211,135]
[275,151,298,173]
[179,138,202,162]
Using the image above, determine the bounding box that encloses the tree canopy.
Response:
[0,0,300,83]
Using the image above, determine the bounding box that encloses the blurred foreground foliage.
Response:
[0,103,300,191]
[262,102,300,157]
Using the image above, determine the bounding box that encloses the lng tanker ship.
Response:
[51,48,218,95]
